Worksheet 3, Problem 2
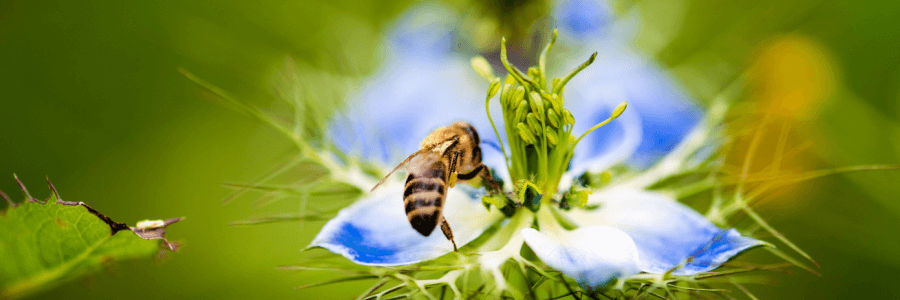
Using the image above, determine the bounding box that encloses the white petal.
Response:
[522,226,641,291]
[310,182,501,266]
[569,188,766,274]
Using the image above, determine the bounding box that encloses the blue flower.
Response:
[311,1,763,292]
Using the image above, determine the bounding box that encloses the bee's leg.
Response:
[439,216,458,252]
[448,151,460,188]
[458,165,502,192]
[456,165,482,180]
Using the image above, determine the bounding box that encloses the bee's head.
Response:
[453,121,480,144]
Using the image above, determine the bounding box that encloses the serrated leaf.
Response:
[0,178,182,299]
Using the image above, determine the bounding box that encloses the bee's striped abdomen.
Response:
[404,167,447,236]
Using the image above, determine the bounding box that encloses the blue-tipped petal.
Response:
[522,226,641,290]
[569,188,766,275]
[310,182,501,266]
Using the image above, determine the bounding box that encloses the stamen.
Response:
[574,101,628,146]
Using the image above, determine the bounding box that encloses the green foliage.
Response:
[0,179,181,299]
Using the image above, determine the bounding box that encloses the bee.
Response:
[371,121,499,251]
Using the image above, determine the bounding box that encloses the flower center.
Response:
[476,30,627,210]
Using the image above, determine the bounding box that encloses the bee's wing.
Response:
[370,149,425,192]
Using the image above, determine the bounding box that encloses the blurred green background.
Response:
[1,0,899,299]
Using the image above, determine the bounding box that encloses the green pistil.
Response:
[478,29,627,207]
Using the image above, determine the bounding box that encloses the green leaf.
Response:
[0,177,182,299]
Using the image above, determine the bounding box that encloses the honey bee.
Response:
[371,121,499,251]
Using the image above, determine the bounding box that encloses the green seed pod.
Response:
[516,123,536,144]
[545,127,559,145]
[526,113,541,136]
[547,109,560,128]
[529,92,545,122]
[563,109,576,125]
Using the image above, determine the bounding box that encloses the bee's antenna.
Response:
[370,150,425,192]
